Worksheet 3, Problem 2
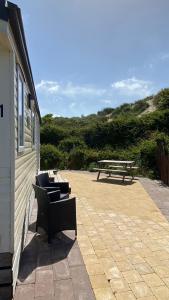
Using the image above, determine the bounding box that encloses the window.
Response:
[17,68,24,150]
[32,110,35,146]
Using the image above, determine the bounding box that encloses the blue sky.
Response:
[14,0,169,117]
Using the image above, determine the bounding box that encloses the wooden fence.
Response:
[156,141,169,185]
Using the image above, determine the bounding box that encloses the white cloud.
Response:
[36,78,156,116]
[36,80,106,98]
[111,77,153,97]
[36,80,60,93]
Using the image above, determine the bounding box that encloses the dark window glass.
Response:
[18,73,24,148]
[32,111,35,146]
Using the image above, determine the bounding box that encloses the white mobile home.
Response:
[0,1,40,298]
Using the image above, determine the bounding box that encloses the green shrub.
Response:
[136,140,158,177]
[88,162,98,172]
[153,88,169,110]
[40,144,64,170]
[68,148,86,170]
[58,137,86,152]
[40,125,67,146]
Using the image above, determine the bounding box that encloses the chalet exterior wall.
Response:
[0,2,41,298]
[0,31,14,254]
[13,64,40,287]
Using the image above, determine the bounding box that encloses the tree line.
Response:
[40,88,169,178]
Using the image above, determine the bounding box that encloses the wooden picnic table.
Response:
[94,160,136,182]
[98,160,134,165]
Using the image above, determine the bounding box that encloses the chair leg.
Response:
[75,228,77,239]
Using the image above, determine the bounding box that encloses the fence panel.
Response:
[157,143,169,185]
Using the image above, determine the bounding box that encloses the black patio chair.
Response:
[33,184,77,243]
[36,172,71,194]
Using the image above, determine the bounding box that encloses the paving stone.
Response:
[142,273,164,287]
[122,270,142,283]
[53,258,71,280]
[83,254,99,265]
[151,285,169,300]
[145,256,162,267]
[127,254,145,264]
[100,258,121,280]
[154,250,169,260]
[54,279,75,300]
[80,246,95,255]
[136,296,156,300]
[94,287,116,300]
[153,265,169,278]
[116,260,134,272]
[111,251,127,262]
[70,265,95,300]
[129,281,152,298]
[67,246,84,267]
[95,249,111,258]
[89,274,109,289]
[110,278,130,293]
[162,277,169,287]
[14,284,34,300]
[35,297,55,300]
[35,282,54,298]
[85,263,104,275]
[36,269,53,283]
[133,262,153,275]
[115,291,136,300]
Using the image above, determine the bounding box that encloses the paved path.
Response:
[14,172,169,300]
[62,171,169,300]
[140,178,169,222]
[14,202,95,300]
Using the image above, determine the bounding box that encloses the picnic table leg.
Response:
[97,171,101,180]
[122,174,125,183]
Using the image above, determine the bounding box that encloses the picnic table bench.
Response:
[93,160,137,182]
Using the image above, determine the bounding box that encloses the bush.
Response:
[68,148,86,170]
[132,99,149,114]
[40,125,67,146]
[153,88,169,110]
[136,140,158,177]
[40,144,64,170]
[88,162,98,172]
[58,137,86,152]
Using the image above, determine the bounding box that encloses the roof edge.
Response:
[0,1,41,120]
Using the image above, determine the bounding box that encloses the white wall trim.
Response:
[9,48,15,253]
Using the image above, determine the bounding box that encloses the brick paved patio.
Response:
[14,201,95,300]
[14,172,169,300]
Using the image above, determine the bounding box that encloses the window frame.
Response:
[17,65,25,152]
[31,108,36,148]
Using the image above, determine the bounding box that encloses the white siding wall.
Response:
[0,21,40,288]
[13,58,40,287]
[0,46,14,253]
